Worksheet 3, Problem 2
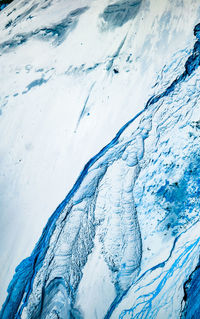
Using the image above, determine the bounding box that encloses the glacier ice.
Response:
[0,0,200,318]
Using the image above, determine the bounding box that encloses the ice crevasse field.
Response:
[0,0,200,318]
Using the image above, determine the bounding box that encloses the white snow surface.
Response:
[0,0,200,317]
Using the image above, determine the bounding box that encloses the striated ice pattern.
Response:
[0,0,200,318]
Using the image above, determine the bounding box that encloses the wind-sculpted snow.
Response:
[1,21,200,319]
[0,6,88,55]
[101,0,142,29]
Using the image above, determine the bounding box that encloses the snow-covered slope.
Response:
[0,0,200,318]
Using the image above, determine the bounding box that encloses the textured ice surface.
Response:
[0,0,200,318]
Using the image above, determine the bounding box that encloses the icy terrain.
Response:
[0,0,200,318]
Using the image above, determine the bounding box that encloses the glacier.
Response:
[0,0,200,318]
